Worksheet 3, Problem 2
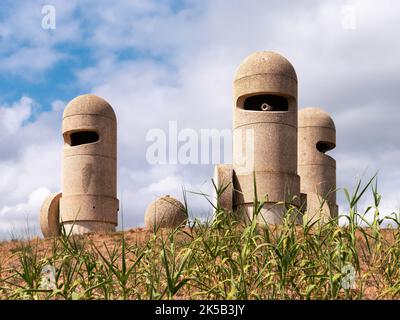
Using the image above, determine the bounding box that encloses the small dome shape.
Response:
[234,51,297,83]
[144,195,187,230]
[299,107,336,130]
[63,94,116,121]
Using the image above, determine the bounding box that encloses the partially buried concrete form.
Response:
[40,192,62,237]
[298,107,337,222]
[144,195,187,230]
[232,51,301,224]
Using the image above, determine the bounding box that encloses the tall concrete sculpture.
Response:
[40,94,119,237]
[298,107,337,222]
[60,94,119,234]
[232,51,300,223]
[214,51,339,225]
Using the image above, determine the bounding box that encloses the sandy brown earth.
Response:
[0,227,398,300]
[0,227,150,271]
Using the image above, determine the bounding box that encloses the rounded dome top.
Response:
[299,107,335,130]
[144,195,187,230]
[63,94,116,121]
[234,51,297,82]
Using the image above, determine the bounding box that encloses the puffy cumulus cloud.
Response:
[0,0,399,237]
[0,187,50,238]
[0,0,79,78]
[0,96,34,134]
[0,97,63,239]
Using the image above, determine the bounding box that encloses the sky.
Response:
[0,0,399,239]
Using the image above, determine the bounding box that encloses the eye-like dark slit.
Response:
[244,95,288,111]
[70,131,99,146]
[316,141,335,153]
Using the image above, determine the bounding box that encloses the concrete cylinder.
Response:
[232,51,300,224]
[60,94,119,234]
[298,107,337,221]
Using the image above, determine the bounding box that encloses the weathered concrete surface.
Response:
[213,164,233,211]
[302,192,332,224]
[240,202,302,225]
[60,94,119,235]
[232,51,300,224]
[40,192,62,237]
[298,107,337,222]
[145,195,187,230]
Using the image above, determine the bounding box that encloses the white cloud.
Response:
[0,47,66,79]
[0,96,34,133]
[0,96,63,238]
[0,187,50,234]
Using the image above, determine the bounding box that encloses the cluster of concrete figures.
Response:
[40,51,337,237]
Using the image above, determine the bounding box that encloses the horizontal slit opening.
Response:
[243,95,288,111]
[69,131,99,146]
[316,141,335,153]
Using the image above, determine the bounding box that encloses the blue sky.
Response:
[0,0,188,110]
[0,0,399,238]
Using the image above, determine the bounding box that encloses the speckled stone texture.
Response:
[298,107,337,222]
[40,192,62,237]
[213,164,233,211]
[145,195,187,230]
[60,94,119,235]
[232,51,301,224]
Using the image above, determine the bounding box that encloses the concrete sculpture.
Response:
[40,192,62,237]
[214,51,337,224]
[232,51,300,223]
[144,195,187,230]
[298,107,337,222]
[40,94,119,236]
[39,52,338,235]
